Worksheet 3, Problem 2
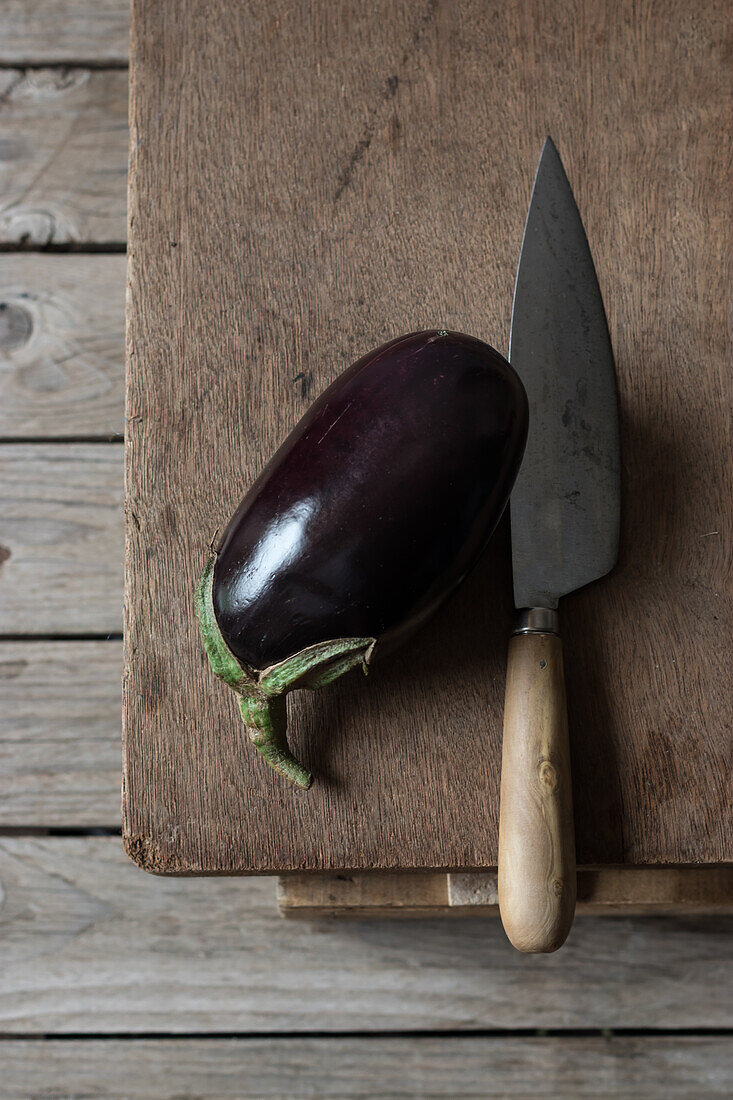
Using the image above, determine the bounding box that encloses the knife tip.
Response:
[535,135,570,189]
[541,134,559,159]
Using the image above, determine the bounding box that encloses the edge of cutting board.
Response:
[277,867,733,919]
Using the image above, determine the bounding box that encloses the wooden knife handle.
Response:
[498,631,576,952]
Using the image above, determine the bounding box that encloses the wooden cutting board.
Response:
[123,0,731,874]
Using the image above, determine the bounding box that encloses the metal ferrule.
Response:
[513,607,560,636]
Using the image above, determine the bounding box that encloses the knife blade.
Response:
[497,138,621,953]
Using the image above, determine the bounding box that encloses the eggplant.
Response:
[196,330,528,788]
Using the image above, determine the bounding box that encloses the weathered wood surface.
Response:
[0,641,121,826]
[0,69,127,246]
[279,872,453,918]
[125,0,733,875]
[0,255,126,437]
[0,445,123,633]
[279,868,733,919]
[0,1,130,65]
[2,1037,731,1098]
[1,837,732,1032]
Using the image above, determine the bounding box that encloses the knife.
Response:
[498,138,621,952]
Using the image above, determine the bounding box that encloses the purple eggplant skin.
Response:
[196,330,528,788]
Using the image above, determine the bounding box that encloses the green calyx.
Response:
[195,552,376,789]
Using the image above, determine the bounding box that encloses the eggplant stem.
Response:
[196,552,312,788]
[196,551,375,789]
[239,694,312,790]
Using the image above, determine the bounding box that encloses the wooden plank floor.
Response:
[2,1037,732,1098]
[0,3,731,1096]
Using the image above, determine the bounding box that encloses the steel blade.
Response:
[509,137,620,610]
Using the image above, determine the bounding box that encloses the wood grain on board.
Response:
[0,641,122,826]
[1,837,732,1032]
[0,255,126,437]
[0,445,123,633]
[125,0,732,873]
[2,1037,731,1098]
[0,1,130,64]
[0,68,127,246]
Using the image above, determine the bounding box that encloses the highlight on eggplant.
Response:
[196,330,528,788]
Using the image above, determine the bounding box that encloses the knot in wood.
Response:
[539,760,558,790]
[0,301,33,352]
